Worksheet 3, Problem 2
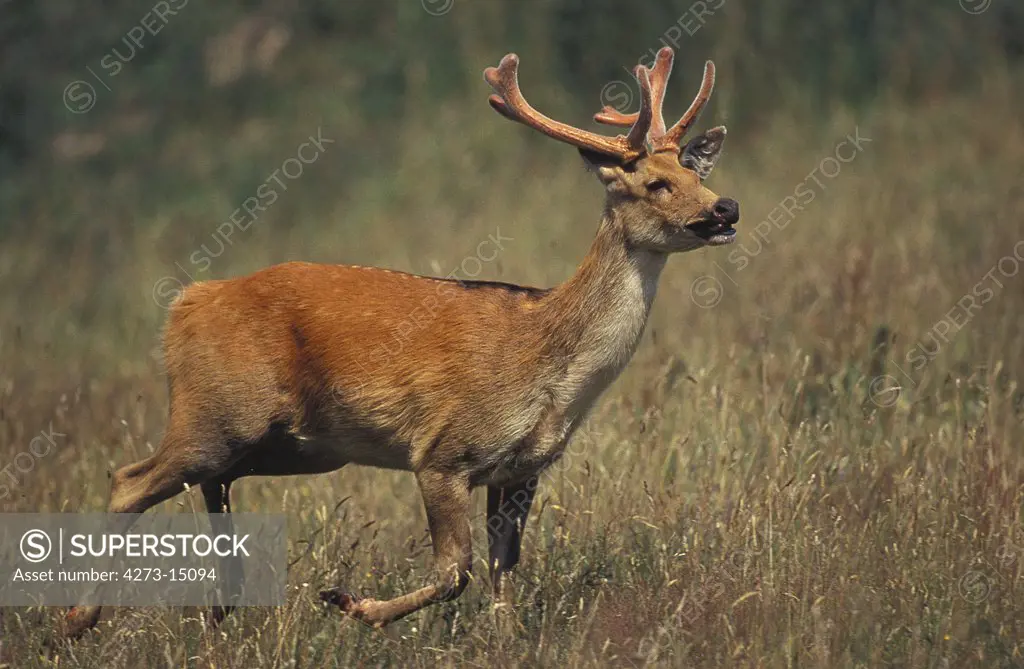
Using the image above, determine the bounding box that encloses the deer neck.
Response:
[536,211,667,417]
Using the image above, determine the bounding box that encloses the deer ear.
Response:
[578,148,627,188]
[681,126,726,180]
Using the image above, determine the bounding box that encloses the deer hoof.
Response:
[320,589,388,627]
[319,587,361,612]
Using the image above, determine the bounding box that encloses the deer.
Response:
[64,46,739,637]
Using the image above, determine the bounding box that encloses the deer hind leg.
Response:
[201,478,242,628]
[486,479,536,599]
[64,422,237,639]
[321,469,472,627]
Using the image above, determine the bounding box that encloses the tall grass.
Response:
[1,2,1023,666]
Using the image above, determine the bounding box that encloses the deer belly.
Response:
[284,431,413,472]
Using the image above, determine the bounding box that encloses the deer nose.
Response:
[712,198,740,225]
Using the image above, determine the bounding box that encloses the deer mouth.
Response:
[687,219,736,245]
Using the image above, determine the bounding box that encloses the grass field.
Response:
[1,27,1023,667]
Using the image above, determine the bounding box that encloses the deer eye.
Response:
[646,179,671,193]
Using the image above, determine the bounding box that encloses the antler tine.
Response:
[659,60,716,149]
[594,47,675,138]
[485,53,651,162]
[595,55,716,155]
[592,106,636,127]
[624,65,654,151]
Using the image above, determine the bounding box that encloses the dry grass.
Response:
[1,59,1023,668]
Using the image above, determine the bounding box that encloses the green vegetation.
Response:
[1,1,1022,666]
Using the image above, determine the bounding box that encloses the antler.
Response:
[593,47,716,155]
[485,53,653,163]
[594,47,674,138]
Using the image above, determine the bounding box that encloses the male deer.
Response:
[65,46,738,636]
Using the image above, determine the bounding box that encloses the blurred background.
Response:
[1,0,1022,372]
[2,1,1024,667]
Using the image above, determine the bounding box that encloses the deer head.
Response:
[485,47,738,253]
